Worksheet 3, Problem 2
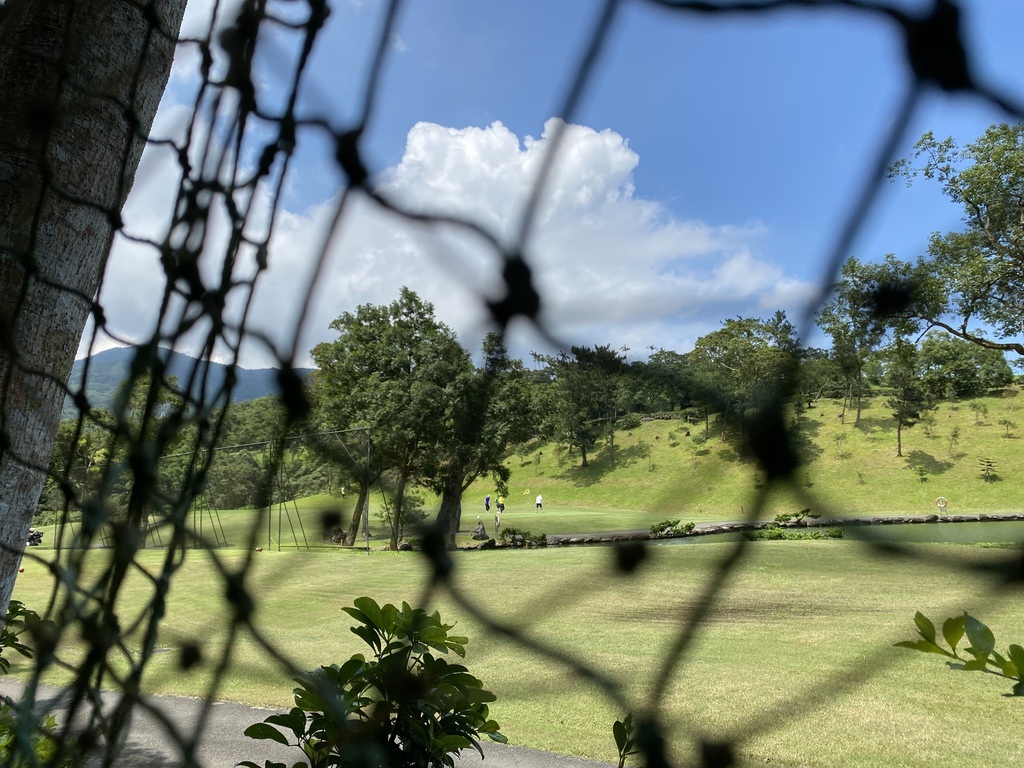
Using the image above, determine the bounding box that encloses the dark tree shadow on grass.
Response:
[906,449,954,479]
[557,443,647,487]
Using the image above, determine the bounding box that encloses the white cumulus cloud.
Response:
[87,118,814,367]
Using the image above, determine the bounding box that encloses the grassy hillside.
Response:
[469,387,1024,522]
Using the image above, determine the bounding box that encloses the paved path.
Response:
[0,681,614,768]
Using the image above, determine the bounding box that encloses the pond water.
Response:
[654,520,1024,546]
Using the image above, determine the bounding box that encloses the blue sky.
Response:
[92,0,1024,368]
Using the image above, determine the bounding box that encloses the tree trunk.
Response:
[0,0,187,619]
[437,472,464,550]
[607,414,616,467]
[390,472,407,550]
[580,443,588,468]
[346,481,369,548]
[854,366,864,426]
[896,422,903,458]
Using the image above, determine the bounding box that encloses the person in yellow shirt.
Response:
[496,496,505,513]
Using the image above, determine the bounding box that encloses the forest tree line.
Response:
[40,124,1024,550]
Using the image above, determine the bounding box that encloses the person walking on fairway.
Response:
[535,494,543,511]
[497,496,505,513]
[484,494,491,512]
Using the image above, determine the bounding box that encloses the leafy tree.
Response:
[795,348,845,409]
[948,426,961,456]
[0,0,188,619]
[918,331,1013,401]
[421,333,534,549]
[532,345,624,468]
[310,289,469,550]
[216,397,288,448]
[689,311,799,440]
[575,345,628,466]
[888,124,1024,362]
[883,340,932,458]
[969,401,989,425]
[624,348,691,414]
[816,255,918,425]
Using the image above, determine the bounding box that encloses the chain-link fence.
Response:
[1,0,1023,765]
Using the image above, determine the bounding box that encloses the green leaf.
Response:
[1013,681,1024,697]
[1007,645,1024,679]
[352,597,384,629]
[962,657,989,672]
[942,615,965,654]
[265,709,306,740]
[963,614,996,655]
[914,612,937,644]
[893,639,950,657]
[613,720,628,753]
[243,723,290,746]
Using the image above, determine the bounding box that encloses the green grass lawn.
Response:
[12,541,1024,767]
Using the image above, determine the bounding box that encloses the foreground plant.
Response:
[240,597,504,768]
[895,611,1024,695]
[612,713,639,768]
[0,601,66,766]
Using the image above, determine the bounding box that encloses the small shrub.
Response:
[618,413,642,430]
[649,519,695,538]
[241,598,504,768]
[774,509,819,525]
[745,526,843,541]
[978,457,997,483]
[498,527,546,547]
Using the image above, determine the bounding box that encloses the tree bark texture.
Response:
[0,0,187,618]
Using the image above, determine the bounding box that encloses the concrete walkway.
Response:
[0,681,614,768]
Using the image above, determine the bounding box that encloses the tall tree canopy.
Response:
[918,331,1014,402]
[309,288,470,550]
[888,124,1024,360]
[688,312,799,438]
[816,255,918,425]
[421,333,534,549]
[532,345,625,468]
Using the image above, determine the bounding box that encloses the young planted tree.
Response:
[884,340,932,458]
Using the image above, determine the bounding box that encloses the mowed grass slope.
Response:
[28,389,1024,551]
[470,387,1024,522]
[11,543,1024,767]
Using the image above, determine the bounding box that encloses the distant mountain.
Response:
[64,347,313,418]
